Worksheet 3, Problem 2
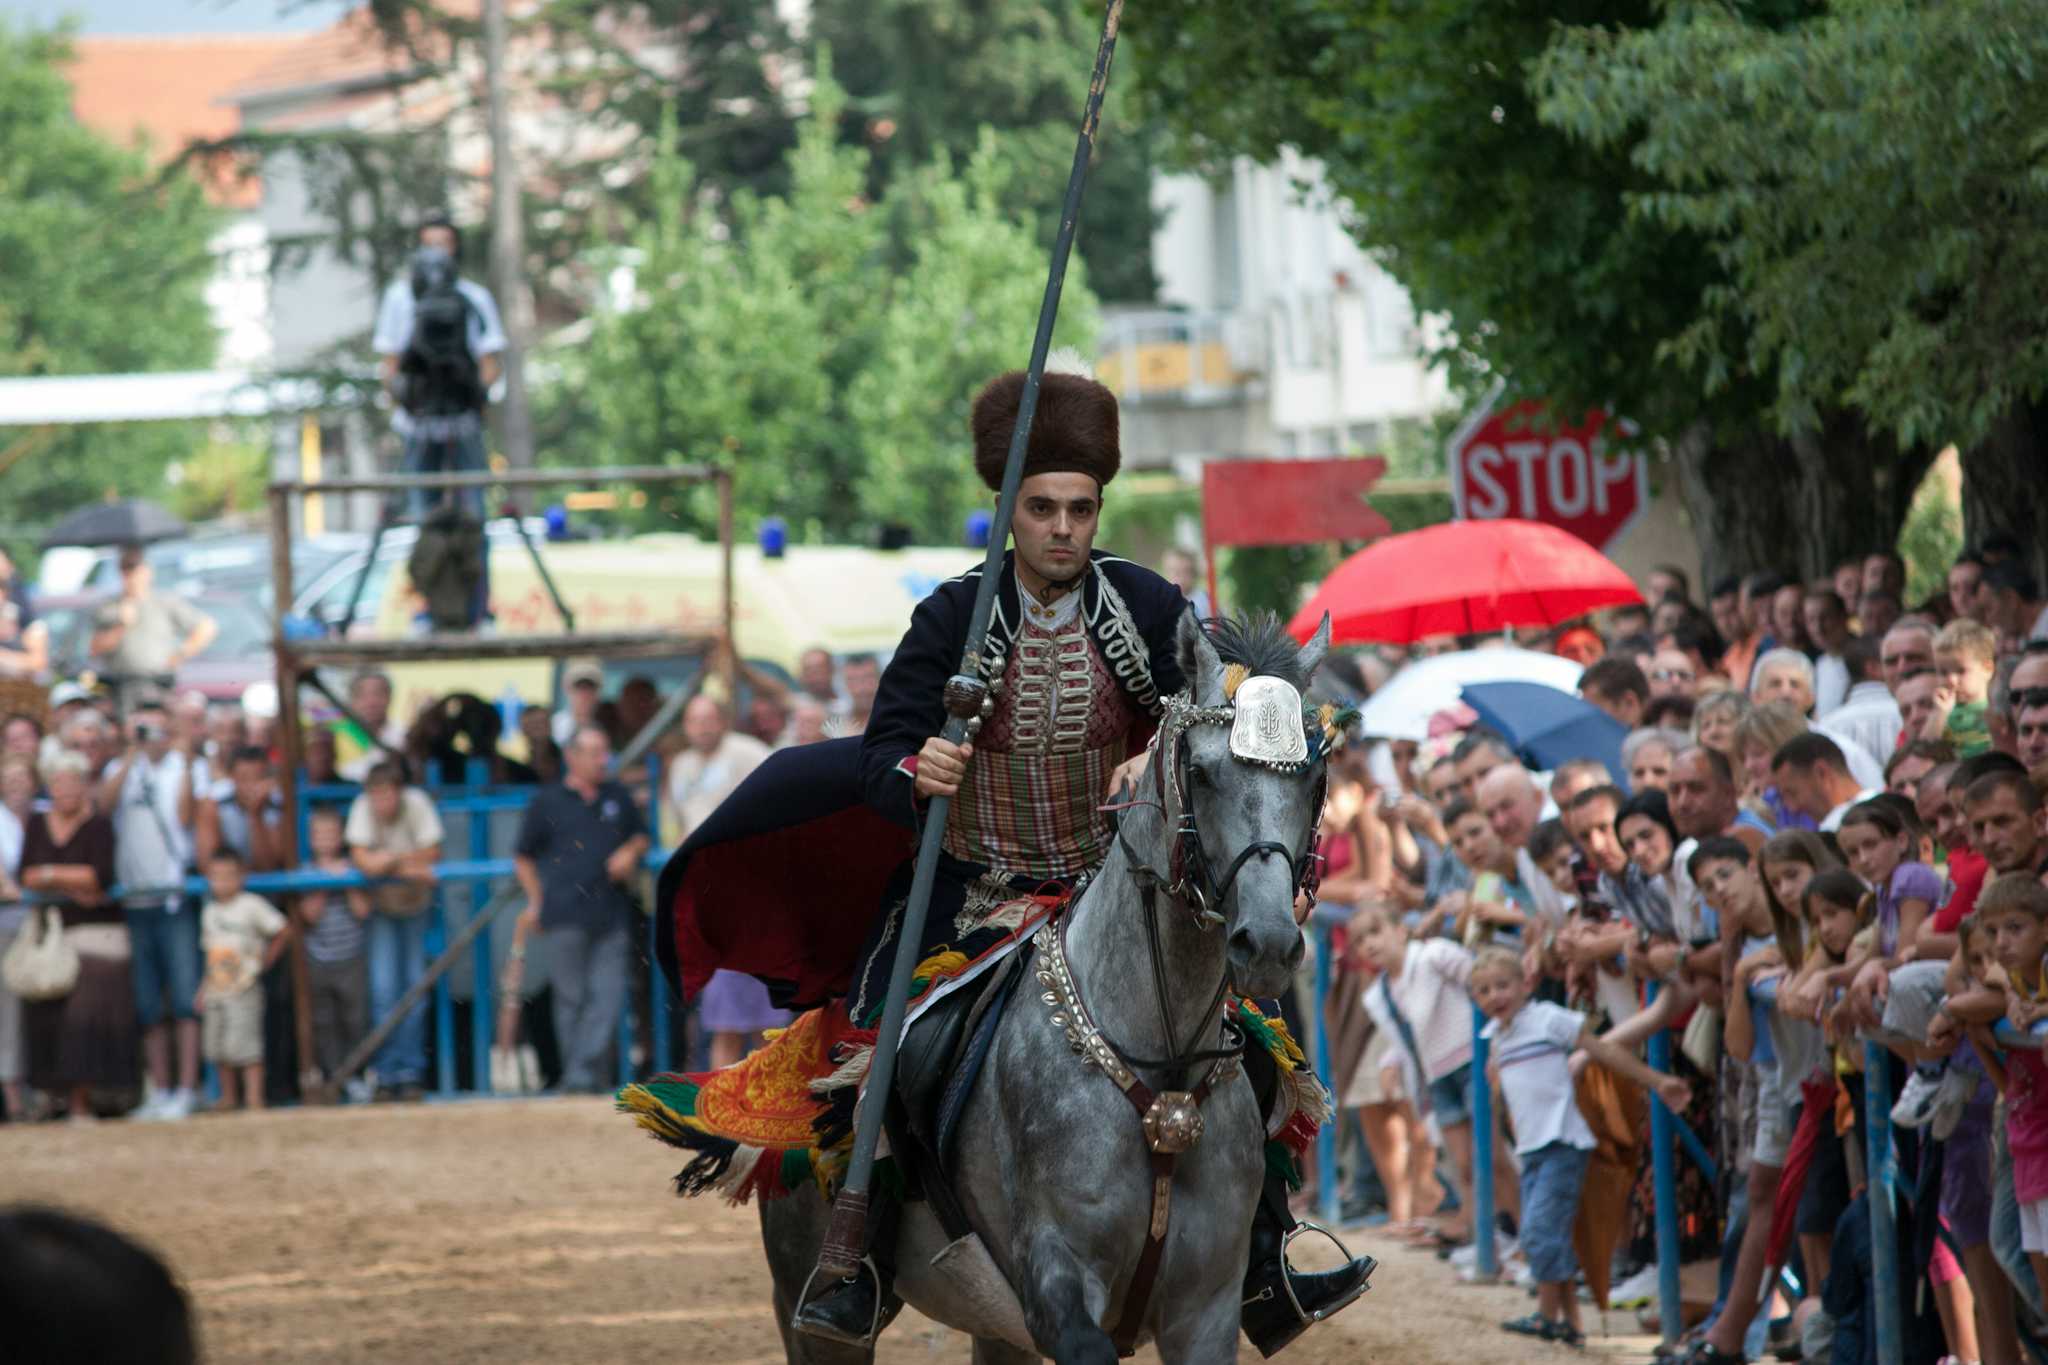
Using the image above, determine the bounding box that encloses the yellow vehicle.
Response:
[295,530,979,721]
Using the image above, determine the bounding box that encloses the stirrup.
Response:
[1242,1221,1375,1357]
[791,1256,888,1347]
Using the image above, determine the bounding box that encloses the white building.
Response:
[1100,148,1450,468]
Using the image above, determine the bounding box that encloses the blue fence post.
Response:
[647,752,672,1078]
[469,771,494,1096]
[431,895,455,1097]
[1864,1040,1903,1365]
[1313,921,1339,1225]
[1647,980,1683,1346]
[1470,1002,1498,1279]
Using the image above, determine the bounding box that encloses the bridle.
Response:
[1044,679,1331,1356]
[1107,690,1326,1065]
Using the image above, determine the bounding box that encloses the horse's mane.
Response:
[1182,611,1308,690]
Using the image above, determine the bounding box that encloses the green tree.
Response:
[810,0,1159,302]
[1118,0,1931,583]
[0,24,220,532]
[1532,0,2048,580]
[564,67,1098,545]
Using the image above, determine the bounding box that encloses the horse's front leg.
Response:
[1151,1278,1242,1363]
[1019,1223,1118,1365]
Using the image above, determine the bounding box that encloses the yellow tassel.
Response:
[617,1083,713,1145]
[911,949,972,982]
[1222,663,1249,699]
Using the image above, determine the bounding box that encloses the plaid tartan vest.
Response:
[943,611,1135,880]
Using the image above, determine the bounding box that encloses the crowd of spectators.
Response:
[1307,543,2048,1363]
[0,566,873,1122]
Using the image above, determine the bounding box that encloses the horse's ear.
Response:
[1295,613,1332,684]
[1176,607,1227,704]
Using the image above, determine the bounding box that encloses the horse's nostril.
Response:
[1227,927,1257,962]
[1285,932,1306,970]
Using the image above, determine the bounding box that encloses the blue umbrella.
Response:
[1460,680,1628,782]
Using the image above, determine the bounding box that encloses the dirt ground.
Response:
[3,1098,1663,1363]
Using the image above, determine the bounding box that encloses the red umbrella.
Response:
[1287,518,1643,645]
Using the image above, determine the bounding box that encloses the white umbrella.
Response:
[1357,646,1585,742]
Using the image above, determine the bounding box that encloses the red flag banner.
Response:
[1200,457,1389,548]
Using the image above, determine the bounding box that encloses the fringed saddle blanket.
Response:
[618,896,1331,1204]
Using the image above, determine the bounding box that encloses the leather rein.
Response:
[1039,691,1326,1355]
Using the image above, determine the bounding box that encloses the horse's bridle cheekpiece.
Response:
[1045,671,1342,1356]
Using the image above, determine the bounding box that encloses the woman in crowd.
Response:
[1735,700,1817,832]
[20,751,126,1123]
[1692,690,1752,786]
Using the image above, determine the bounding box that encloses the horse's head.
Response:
[1165,609,1334,1000]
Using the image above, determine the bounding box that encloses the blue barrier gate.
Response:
[1312,921,1340,1225]
[1470,1001,1498,1279]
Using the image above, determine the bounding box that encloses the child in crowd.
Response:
[1984,875,2048,1302]
[1527,819,1579,905]
[1356,905,1521,1247]
[1471,945,1690,1348]
[297,807,372,1099]
[195,847,288,1110]
[1932,619,1998,757]
[1926,913,2021,1365]
[1840,798,1941,1027]
[1440,798,1530,947]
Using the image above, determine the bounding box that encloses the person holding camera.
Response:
[96,696,201,1120]
[371,215,507,630]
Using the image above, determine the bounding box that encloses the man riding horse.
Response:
[633,355,1372,1356]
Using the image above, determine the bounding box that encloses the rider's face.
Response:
[1010,472,1100,589]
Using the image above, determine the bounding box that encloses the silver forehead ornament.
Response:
[1227,675,1310,771]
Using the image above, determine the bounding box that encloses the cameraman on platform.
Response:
[372,214,507,628]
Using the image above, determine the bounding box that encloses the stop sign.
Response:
[1448,398,1647,553]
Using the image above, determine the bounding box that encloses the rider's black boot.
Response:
[792,1190,904,1347]
[1240,1172,1376,1358]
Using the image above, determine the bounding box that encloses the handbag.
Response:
[1679,1002,1722,1076]
[3,905,80,1001]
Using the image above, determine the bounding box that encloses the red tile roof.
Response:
[225,1,479,105]
[67,34,300,208]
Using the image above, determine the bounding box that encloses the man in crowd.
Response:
[1667,745,1769,852]
[2016,692,2048,771]
[1770,733,1878,831]
[1161,544,1213,619]
[1579,657,1649,729]
[830,654,881,738]
[666,695,770,842]
[514,727,648,1094]
[1477,763,1568,925]
[1822,635,1902,768]
[1752,648,1815,715]
[1858,588,1902,642]
[334,670,405,782]
[1880,619,1937,692]
[1770,579,1809,654]
[88,546,217,710]
[784,698,830,748]
[1975,561,2048,651]
[796,647,843,710]
[552,660,604,746]
[1801,586,1853,715]
[1895,669,1945,751]
[101,696,202,1121]
[1862,550,1906,603]
[1714,575,1761,691]
[1646,563,1690,609]
[347,760,443,1100]
[1950,553,1986,623]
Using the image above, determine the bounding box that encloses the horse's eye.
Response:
[1188,763,1214,789]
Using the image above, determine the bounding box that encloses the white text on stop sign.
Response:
[1460,437,1634,520]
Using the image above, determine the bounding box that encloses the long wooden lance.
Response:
[813,0,1127,1281]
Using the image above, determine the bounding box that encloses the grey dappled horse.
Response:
[760,612,1333,1364]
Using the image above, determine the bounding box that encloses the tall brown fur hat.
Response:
[970,349,1121,492]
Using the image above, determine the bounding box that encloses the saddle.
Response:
[886,944,1033,1240]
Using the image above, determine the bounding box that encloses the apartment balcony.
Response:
[1095,309,1262,407]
